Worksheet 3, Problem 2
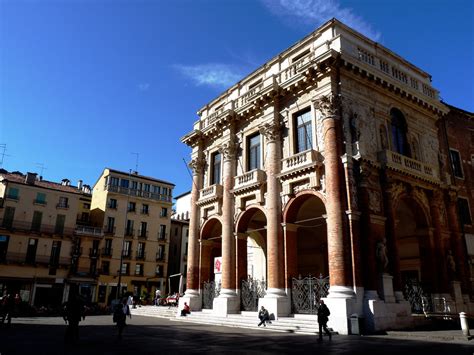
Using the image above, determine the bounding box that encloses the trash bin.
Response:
[350,314,364,335]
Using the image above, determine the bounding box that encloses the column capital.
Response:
[259,121,280,143]
[189,156,206,175]
[312,93,341,120]
[218,139,238,161]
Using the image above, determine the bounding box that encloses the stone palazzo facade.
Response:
[180,19,473,333]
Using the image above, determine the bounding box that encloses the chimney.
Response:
[77,179,83,190]
[61,179,70,186]
[25,172,37,185]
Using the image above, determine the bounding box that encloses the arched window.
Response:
[390,108,410,156]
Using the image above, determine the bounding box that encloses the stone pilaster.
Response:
[235,233,248,290]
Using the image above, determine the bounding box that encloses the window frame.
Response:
[458,197,472,226]
[247,132,261,171]
[211,151,222,185]
[294,108,313,154]
[449,148,464,179]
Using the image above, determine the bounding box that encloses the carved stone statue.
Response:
[376,238,389,273]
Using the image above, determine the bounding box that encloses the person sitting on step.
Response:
[257,306,270,327]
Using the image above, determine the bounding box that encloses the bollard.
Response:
[459,312,470,337]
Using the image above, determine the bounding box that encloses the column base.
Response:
[260,288,290,319]
[327,285,355,299]
[394,291,405,302]
[177,288,202,316]
[213,289,239,317]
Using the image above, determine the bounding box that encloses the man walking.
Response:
[317,299,331,341]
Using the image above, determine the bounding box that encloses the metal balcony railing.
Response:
[137,230,148,239]
[89,248,99,258]
[0,219,74,236]
[101,248,113,257]
[75,226,104,237]
[135,251,146,260]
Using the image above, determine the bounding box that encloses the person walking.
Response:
[155,289,161,306]
[1,293,14,325]
[257,306,270,327]
[317,299,331,341]
[63,292,86,344]
[113,297,131,340]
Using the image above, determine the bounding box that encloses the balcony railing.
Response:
[122,251,132,260]
[199,184,223,201]
[105,184,172,202]
[71,267,98,278]
[125,228,135,237]
[156,252,165,261]
[33,199,47,206]
[0,219,74,236]
[278,51,315,84]
[89,248,100,258]
[56,203,69,209]
[158,232,167,241]
[101,248,113,257]
[135,251,146,260]
[75,226,104,237]
[281,149,322,174]
[378,150,438,182]
[234,169,266,191]
[137,230,148,239]
[71,247,83,257]
[103,226,116,235]
[5,194,19,201]
[0,252,70,266]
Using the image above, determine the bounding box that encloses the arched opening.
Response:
[390,108,410,157]
[235,207,267,311]
[200,218,222,286]
[284,193,328,314]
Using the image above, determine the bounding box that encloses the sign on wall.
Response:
[214,257,222,274]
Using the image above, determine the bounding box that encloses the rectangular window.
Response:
[109,199,117,209]
[121,263,129,275]
[25,238,38,264]
[450,149,464,178]
[54,214,66,235]
[295,109,313,153]
[139,222,147,238]
[6,187,19,200]
[120,179,129,188]
[144,184,150,192]
[141,204,149,214]
[155,265,163,276]
[458,198,472,225]
[57,197,69,209]
[159,225,166,240]
[131,181,138,190]
[106,217,115,233]
[157,245,164,260]
[0,235,10,262]
[153,185,161,194]
[110,177,119,186]
[211,152,222,185]
[127,202,136,212]
[2,206,15,229]
[101,261,110,274]
[123,241,131,257]
[35,192,46,205]
[160,207,168,217]
[248,134,261,171]
[31,211,43,232]
[126,220,134,236]
[135,264,144,276]
[50,241,61,266]
[103,239,113,255]
[137,242,145,255]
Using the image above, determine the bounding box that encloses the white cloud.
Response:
[174,64,243,88]
[261,0,381,41]
[138,83,150,91]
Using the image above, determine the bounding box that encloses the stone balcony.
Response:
[234,169,266,193]
[378,150,439,183]
[198,184,224,204]
[277,50,315,87]
[281,149,323,176]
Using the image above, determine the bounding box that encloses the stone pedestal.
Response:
[213,289,239,317]
[451,281,464,312]
[259,288,290,319]
[381,274,396,303]
[324,287,356,335]
[177,289,202,316]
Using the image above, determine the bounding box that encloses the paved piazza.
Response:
[0,315,472,354]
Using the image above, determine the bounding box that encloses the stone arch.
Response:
[199,217,222,286]
[235,206,268,286]
[283,191,328,283]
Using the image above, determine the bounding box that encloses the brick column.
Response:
[213,137,239,315]
[179,154,205,311]
[235,233,248,290]
[282,223,298,290]
[314,94,353,298]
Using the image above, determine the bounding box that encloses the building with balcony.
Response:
[180,19,473,333]
[0,171,86,307]
[169,191,191,295]
[90,168,174,305]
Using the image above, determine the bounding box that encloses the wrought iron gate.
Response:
[291,274,329,314]
[202,281,221,309]
[241,277,267,311]
[403,279,432,314]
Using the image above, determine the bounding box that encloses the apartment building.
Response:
[180,19,473,333]
[0,171,84,307]
[90,168,174,305]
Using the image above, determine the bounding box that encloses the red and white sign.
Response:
[214,257,222,274]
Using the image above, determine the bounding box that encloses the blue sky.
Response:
[1,0,473,197]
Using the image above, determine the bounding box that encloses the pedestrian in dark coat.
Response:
[63,294,86,344]
[113,298,131,340]
[317,299,331,341]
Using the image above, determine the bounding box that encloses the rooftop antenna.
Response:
[131,152,139,173]
[36,163,47,177]
[0,144,11,168]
